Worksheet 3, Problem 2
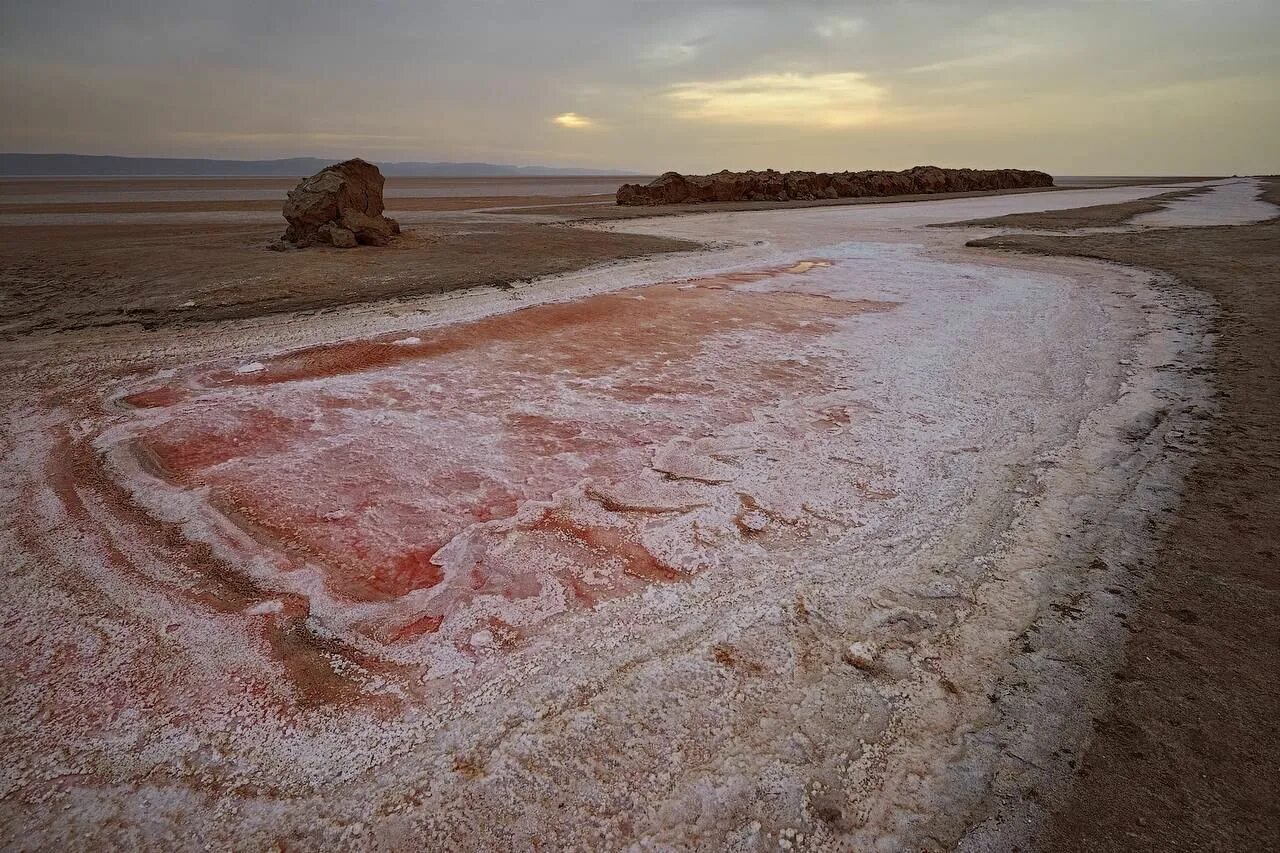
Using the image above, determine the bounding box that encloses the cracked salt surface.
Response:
[0,184,1220,849]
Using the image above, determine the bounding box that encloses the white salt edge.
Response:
[245,600,284,616]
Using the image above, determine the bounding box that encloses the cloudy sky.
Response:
[2,0,1277,174]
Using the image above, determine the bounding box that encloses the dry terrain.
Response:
[0,195,611,215]
[0,176,694,335]
[966,178,1280,851]
[1,175,1194,338]
[1,174,1275,851]
[0,220,699,335]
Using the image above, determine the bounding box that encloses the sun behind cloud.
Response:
[552,112,595,129]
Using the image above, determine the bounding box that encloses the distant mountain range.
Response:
[0,153,639,177]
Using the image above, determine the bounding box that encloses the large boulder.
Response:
[281,158,401,247]
[616,165,1053,206]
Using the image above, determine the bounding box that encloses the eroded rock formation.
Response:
[281,158,400,247]
[616,165,1054,206]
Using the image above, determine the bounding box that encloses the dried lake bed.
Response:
[1,178,1272,849]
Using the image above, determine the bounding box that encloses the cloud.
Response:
[643,41,701,66]
[667,72,889,128]
[0,0,1276,173]
[815,16,865,39]
[905,44,1041,75]
[552,112,595,130]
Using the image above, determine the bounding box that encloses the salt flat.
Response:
[1131,178,1277,227]
[3,181,1255,849]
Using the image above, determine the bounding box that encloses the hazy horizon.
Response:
[2,1,1277,176]
[0,152,1258,179]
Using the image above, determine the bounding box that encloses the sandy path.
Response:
[0,185,1225,849]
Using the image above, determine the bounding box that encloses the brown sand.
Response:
[0,221,698,336]
[933,186,1213,230]
[0,194,611,215]
[0,174,642,198]
[0,176,700,337]
[966,179,1280,851]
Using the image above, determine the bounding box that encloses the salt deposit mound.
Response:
[281,158,401,247]
[616,165,1054,205]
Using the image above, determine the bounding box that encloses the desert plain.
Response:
[1,173,1277,851]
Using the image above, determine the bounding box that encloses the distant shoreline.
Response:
[0,172,1227,181]
[0,152,643,178]
[0,173,644,180]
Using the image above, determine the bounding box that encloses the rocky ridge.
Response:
[616,165,1054,205]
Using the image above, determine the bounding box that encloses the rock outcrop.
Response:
[616,165,1054,206]
[281,158,400,247]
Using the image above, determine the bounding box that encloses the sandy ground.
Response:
[0,174,694,340]
[965,179,1280,851]
[0,221,700,336]
[0,176,1272,850]
[0,195,615,216]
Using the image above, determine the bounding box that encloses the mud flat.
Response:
[0,179,1267,849]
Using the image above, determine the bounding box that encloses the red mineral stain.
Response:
[384,613,445,644]
[733,494,769,537]
[265,615,396,708]
[145,409,311,475]
[121,385,189,409]
[817,405,853,426]
[202,279,869,389]
[532,508,685,583]
[118,260,899,648]
[483,616,522,650]
[854,481,899,500]
[733,493,804,537]
[370,546,446,599]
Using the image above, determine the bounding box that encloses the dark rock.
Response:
[317,223,358,248]
[281,158,400,248]
[616,166,1054,206]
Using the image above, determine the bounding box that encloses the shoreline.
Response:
[961,179,1280,850]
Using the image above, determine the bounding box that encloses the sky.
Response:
[1,0,1277,175]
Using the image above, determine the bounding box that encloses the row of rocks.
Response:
[616,165,1054,206]
[280,158,400,248]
